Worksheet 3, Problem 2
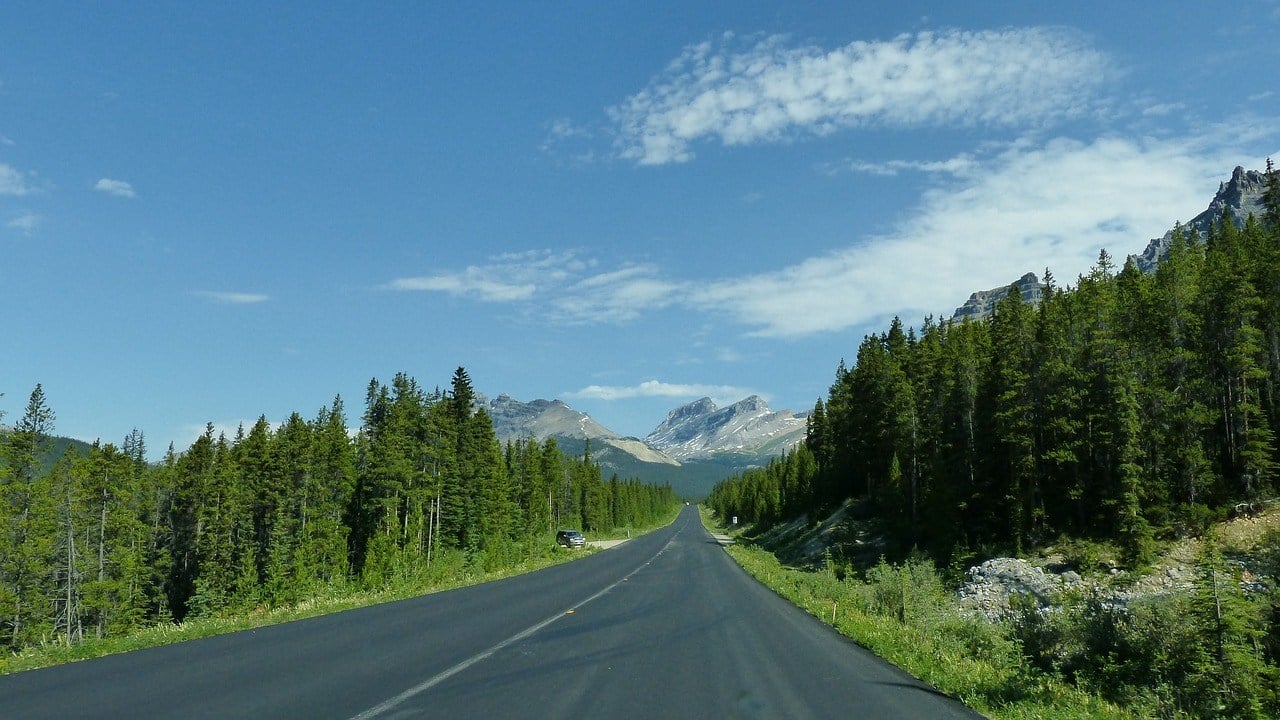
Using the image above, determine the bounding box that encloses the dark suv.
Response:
[556,530,585,548]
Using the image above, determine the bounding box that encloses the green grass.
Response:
[698,507,1130,720]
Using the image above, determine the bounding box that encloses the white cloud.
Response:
[552,265,682,323]
[1142,102,1185,117]
[6,212,38,234]
[387,124,1275,343]
[94,178,136,198]
[0,163,32,196]
[388,251,679,322]
[388,250,584,302]
[195,291,270,304]
[390,272,536,302]
[609,28,1110,165]
[177,419,287,449]
[540,117,597,162]
[565,379,758,404]
[840,154,978,177]
[689,131,1255,338]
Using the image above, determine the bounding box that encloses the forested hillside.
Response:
[711,162,1280,564]
[0,367,677,655]
[707,164,1280,717]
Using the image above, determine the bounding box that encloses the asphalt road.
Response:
[0,506,982,719]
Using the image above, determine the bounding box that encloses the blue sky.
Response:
[3,1,1279,457]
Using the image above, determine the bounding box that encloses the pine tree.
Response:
[0,385,57,648]
[303,397,354,587]
[1184,537,1273,717]
[1032,272,1087,536]
[982,286,1037,550]
[1152,230,1214,512]
[1263,157,1280,232]
[1202,215,1276,501]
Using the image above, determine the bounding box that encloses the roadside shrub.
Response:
[861,554,948,625]
[1007,565,1280,718]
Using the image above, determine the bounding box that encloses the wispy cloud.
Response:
[690,131,1254,337]
[552,265,682,323]
[6,212,38,234]
[565,379,758,404]
[389,124,1273,340]
[391,253,685,323]
[1142,102,1185,117]
[0,163,33,196]
[94,178,136,198]
[387,250,586,302]
[389,272,536,302]
[195,291,270,304]
[539,117,596,162]
[837,154,978,177]
[609,28,1110,165]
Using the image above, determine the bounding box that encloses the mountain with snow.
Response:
[644,395,810,462]
[481,393,809,497]
[484,394,678,468]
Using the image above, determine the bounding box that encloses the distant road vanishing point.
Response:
[0,505,981,719]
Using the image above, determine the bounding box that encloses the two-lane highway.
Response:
[0,506,981,719]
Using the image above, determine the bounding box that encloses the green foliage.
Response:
[707,175,1280,717]
[0,368,680,659]
[862,554,948,624]
[1007,541,1279,719]
[711,201,1280,561]
[722,540,1127,720]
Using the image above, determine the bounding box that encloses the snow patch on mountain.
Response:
[645,395,809,461]
[485,394,679,466]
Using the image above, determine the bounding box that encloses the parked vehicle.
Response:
[556,529,585,548]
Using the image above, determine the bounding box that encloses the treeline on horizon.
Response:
[0,367,678,654]
[710,162,1280,566]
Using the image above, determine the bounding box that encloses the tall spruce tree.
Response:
[982,285,1037,550]
[0,385,57,648]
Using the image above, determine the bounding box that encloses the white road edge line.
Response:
[348,534,680,720]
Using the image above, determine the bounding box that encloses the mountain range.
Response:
[483,393,809,498]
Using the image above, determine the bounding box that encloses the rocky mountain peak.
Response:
[646,394,808,461]
[951,272,1046,322]
[665,397,718,423]
[1131,165,1269,272]
[731,395,767,413]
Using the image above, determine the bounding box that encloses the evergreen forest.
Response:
[708,163,1280,716]
[0,367,678,656]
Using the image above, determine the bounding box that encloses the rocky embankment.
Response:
[958,508,1278,620]
[957,558,1204,619]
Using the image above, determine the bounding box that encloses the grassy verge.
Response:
[698,507,1128,720]
[2,511,681,676]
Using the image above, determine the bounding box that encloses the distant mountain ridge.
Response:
[481,393,809,497]
[645,395,810,461]
[483,394,678,467]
